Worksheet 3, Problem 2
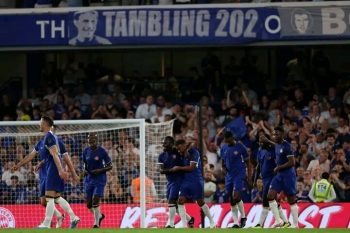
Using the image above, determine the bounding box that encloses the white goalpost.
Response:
[0,119,173,228]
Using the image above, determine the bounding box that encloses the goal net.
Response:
[0,119,173,228]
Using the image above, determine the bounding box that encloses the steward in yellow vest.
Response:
[308,172,336,203]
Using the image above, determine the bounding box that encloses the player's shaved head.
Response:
[88,133,98,149]
[163,136,175,151]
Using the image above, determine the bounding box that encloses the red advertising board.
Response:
[0,203,349,228]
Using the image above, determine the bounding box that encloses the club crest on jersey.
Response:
[234,151,238,155]
[94,156,99,161]
[280,149,283,153]
[172,154,176,159]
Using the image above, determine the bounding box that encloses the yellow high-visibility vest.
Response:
[313,179,332,202]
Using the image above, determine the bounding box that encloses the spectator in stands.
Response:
[105,173,129,204]
[213,180,229,204]
[7,175,26,204]
[151,105,165,123]
[251,178,263,204]
[135,94,156,121]
[307,149,331,174]
[2,161,24,186]
[204,171,216,203]
[64,181,84,203]
[296,179,310,202]
[24,172,39,204]
[130,173,157,203]
[0,180,9,204]
[74,84,91,116]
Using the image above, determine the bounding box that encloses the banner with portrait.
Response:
[1,3,350,47]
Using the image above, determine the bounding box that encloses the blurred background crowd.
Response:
[0,47,350,205]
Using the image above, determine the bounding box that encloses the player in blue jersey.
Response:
[12,138,65,228]
[82,132,112,228]
[267,127,298,228]
[253,134,290,228]
[168,139,215,228]
[157,136,194,228]
[37,116,80,229]
[220,131,250,228]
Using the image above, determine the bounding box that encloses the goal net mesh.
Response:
[0,119,173,228]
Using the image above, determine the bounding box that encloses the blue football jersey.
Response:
[275,140,294,173]
[182,147,203,183]
[158,149,183,183]
[220,142,247,178]
[83,146,112,185]
[42,131,63,174]
[257,147,276,179]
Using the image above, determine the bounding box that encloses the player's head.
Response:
[175,139,187,155]
[272,126,284,143]
[224,130,235,145]
[73,10,98,39]
[163,136,174,151]
[88,132,98,149]
[40,115,54,132]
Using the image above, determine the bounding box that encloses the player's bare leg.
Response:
[196,199,215,228]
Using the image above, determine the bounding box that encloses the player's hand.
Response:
[11,165,19,172]
[169,166,180,172]
[273,167,280,174]
[90,169,100,176]
[59,170,69,181]
[160,169,168,174]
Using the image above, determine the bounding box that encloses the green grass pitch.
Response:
[0,229,348,233]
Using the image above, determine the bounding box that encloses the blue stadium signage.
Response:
[1,4,350,47]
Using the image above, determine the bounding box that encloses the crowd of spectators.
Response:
[0,49,350,205]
